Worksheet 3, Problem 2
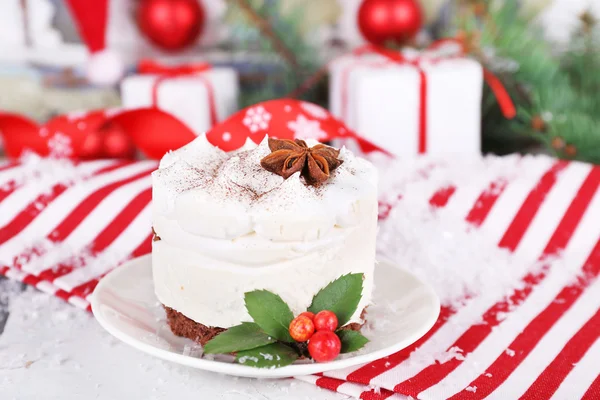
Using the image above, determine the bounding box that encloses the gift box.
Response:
[121,61,239,135]
[329,45,485,157]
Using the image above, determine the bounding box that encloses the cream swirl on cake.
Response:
[152,134,378,329]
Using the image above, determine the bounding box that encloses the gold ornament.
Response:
[551,136,565,150]
[531,115,547,132]
[565,144,577,157]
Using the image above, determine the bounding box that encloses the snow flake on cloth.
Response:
[242,105,272,133]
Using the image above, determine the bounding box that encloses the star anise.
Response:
[260,138,343,186]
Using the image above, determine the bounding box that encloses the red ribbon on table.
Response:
[341,42,517,154]
[137,59,218,127]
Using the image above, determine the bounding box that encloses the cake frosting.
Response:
[152,134,378,328]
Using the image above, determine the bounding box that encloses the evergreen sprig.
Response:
[455,0,600,164]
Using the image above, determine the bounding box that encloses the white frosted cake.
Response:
[151,134,378,343]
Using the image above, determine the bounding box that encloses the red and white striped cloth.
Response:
[0,156,599,400]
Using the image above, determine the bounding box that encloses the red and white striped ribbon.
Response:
[0,157,598,400]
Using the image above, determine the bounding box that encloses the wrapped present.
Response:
[329,42,515,157]
[121,60,239,135]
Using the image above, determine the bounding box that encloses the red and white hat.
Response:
[66,0,124,86]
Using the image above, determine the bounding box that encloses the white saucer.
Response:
[91,255,440,378]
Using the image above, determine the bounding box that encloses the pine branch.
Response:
[230,0,299,69]
[454,0,600,163]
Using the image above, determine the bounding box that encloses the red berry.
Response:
[314,310,338,331]
[308,331,341,362]
[299,311,315,320]
[288,315,315,342]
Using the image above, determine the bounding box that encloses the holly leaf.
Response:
[245,290,294,342]
[337,330,369,353]
[235,343,298,368]
[308,274,364,325]
[203,322,276,354]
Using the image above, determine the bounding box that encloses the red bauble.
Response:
[313,310,338,332]
[137,0,205,51]
[358,0,423,46]
[79,131,105,159]
[101,122,136,159]
[308,331,341,362]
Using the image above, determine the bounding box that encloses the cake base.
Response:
[164,306,226,346]
[164,306,366,345]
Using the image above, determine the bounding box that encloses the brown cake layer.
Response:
[164,306,226,345]
[165,306,366,345]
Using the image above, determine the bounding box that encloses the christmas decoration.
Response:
[0,110,136,160]
[137,0,205,51]
[357,0,424,46]
[0,99,384,162]
[328,42,514,157]
[565,144,577,157]
[461,1,600,163]
[109,108,198,160]
[204,99,388,155]
[100,121,136,159]
[203,273,368,367]
[65,0,124,86]
[121,60,239,137]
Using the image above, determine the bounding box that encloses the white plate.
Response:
[91,255,440,378]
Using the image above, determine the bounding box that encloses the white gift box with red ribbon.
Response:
[329,44,485,157]
[121,62,239,135]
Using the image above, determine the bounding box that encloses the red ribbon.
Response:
[137,59,218,127]
[341,43,516,154]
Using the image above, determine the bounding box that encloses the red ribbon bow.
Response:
[137,59,218,127]
[344,42,516,154]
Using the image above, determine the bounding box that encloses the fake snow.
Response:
[435,347,465,364]
[5,152,91,195]
[466,386,477,393]
[238,355,259,364]
[376,154,545,307]
[369,385,381,394]
[369,154,565,377]
[260,352,274,361]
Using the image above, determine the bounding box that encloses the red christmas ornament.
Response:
[79,130,105,159]
[100,122,136,159]
[137,0,205,51]
[358,0,423,46]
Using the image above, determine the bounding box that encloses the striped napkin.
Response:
[0,154,598,400]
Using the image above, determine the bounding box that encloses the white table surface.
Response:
[0,280,349,400]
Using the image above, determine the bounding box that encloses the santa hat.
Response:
[66,0,124,86]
